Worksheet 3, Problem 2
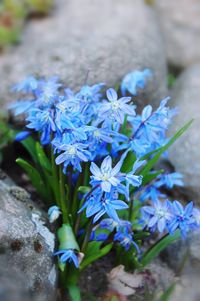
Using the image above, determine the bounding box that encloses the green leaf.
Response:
[141,231,180,267]
[16,158,47,199]
[142,169,164,186]
[35,142,52,172]
[121,150,136,173]
[21,136,38,163]
[80,242,113,270]
[134,231,150,240]
[140,120,193,177]
[156,283,176,301]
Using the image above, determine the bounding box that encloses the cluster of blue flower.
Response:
[141,199,200,238]
[11,69,199,268]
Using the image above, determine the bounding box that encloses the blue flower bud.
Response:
[15,131,31,142]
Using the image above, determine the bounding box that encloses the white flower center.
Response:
[101,173,110,181]
[68,146,76,156]
[111,101,120,111]
[155,208,166,219]
[94,130,100,137]
[57,103,66,112]
[123,237,131,245]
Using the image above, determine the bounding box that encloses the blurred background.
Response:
[0,1,200,301]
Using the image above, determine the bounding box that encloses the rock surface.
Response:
[0,176,56,300]
[155,0,200,68]
[159,211,200,300]
[168,64,200,201]
[0,0,167,110]
[167,230,200,301]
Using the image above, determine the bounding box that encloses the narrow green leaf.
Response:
[68,284,81,301]
[156,283,176,301]
[142,169,164,186]
[134,231,150,240]
[80,242,113,270]
[121,150,136,173]
[140,120,193,177]
[36,142,52,172]
[21,136,38,163]
[16,158,47,199]
[141,231,180,267]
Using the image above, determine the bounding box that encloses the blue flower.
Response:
[86,126,120,144]
[141,199,172,233]
[114,228,140,253]
[35,76,62,106]
[54,249,79,268]
[168,201,194,238]
[57,91,81,115]
[90,232,109,242]
[26,108,56,145]
[98,88,136,124]
[118,97,177,158]
[99,218,131,232]
[55,142,91,172]
[156,172,184,189]
[90,156,122,192]
[99,218,119,231]
[10,100,35,116]
[121,69,152,96]
[48,206,61,223]
[139,184,165,202]
[15,131,31,142]
[79,187,128,223]
[78,83,104,103]
[192,208,200,227]
[119,160,144,200]
[92,194,128,223]
[12,76,38,93]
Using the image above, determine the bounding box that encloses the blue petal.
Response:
[106,88,118,101]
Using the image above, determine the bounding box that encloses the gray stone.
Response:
[0,0,167,110]
[169,270,200,301]
[0,179,57,300]
[188,230,200,263]
[162,230,200,269]
[161,230,200,301]
[161,231,200,273]
[168,233,200,301]
[161,239,190,273]
[155,0,200,68]
[147,259,175,292]
[168,65,200,201]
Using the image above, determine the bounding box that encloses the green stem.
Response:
[67,272,81,301]
[59,165,69,223]
[74,214,81,235]
[121,114,128,134]
[81,220,93,252]
[129,198,134,221]
[83,162,89,186]
[60,269,81,301]
[68,283,81,301]
[72,174,81,222]
[51,147,60,207]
